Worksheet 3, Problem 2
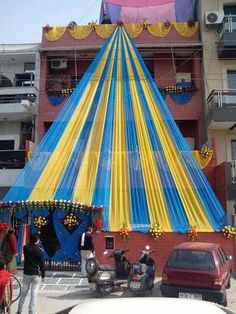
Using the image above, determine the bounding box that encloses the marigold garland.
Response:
[119,224,130,242]
[200,146,212,158]
[150,223,163,239]
[222,225,236,239]
[63,213,79,230]
[187,226,198,240]
[34,216,48,229]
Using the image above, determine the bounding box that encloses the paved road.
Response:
[11,271,236,314]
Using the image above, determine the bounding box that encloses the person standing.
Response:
[0,251,12,314]
[78,226,94,277]
[1,227,17,274]
[17,234,45,314]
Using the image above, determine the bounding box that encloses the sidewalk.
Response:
[11,271,236,314]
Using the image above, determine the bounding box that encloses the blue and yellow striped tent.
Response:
[4,26,226,233]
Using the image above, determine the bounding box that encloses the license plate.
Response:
[89,283,97,290]
[130,281,141,289]
[178,292,202,300]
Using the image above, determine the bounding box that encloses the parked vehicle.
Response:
[160,242,232,306]
[69,297,236,314]
[128,245,155,295]
[86,249,131,296]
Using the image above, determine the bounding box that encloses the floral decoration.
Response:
[222,225,236,239]
[163,21,171,29]
[117,21,124,27]
[88,21,97,30]
[68,21,77,30]
[200,146,212,159]
[63,212,79,230]
[0,222,8,232]
[141,19,151,29]
[93,218,103,232]
[44,24,52,33]
[119,224,130,242]
[34,216,48,229]
[160,85,197,94]
[150,223,163,239]
[187,20,195,27]
[187,226,198,240]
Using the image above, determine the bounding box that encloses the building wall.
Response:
[94,231,236,274]
[0,121,21,149]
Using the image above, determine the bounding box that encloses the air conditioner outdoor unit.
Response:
[205,11,224,25]
[51,58,67,69]
[176,72,191,83]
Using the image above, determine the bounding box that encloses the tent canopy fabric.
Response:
[100,0,198,24]
[4,26,226,233]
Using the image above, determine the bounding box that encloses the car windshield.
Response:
[168,249,215,270]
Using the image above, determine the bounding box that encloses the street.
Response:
[10,271,236,314]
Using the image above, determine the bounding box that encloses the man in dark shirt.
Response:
[17,233,45,314]
[78,226,94,277]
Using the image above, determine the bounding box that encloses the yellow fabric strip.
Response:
[123,29,212,231]
[147,23,172,37]
[68,26,93,39]
[29,30,118,200]
[73,37,118,203]
[45,27,66,41]
[173,22,199,37]
[122,31,172,231]
[110,31,131,231]
[192,150,213,169]
[95,25,116,39]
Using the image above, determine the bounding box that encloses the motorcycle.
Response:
[86,249,131,296]
[128,245,155,295]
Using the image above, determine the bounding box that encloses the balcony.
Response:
[207,90,236,129]
[0,87,37,120]
[217,15,236,59]
[0,150,26,170]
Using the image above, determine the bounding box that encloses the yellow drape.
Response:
[68,26,93,39]
[124,23,144,38]
[45,27,66,41]
[173,22,199,37]
[147,23,172,37]
[192,150,213,169]
[110,31,131,231]
[95,25,116,39]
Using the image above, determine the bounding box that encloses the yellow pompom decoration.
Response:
[34,216,48,229]
[222,225,236,239]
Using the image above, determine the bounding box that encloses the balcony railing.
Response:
[0,150,26,169]
[0,93,36,104]
[207,90,236,109]
[231,161,236,184]
[218,15,236,39]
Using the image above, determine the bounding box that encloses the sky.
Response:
[0,0,103,44]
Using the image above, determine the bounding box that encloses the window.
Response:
[224,5,236,15]
[218,247,227,264]
[24,63,35,72]
[0,140,14,150]
[105,236,114,250]
[227,71,236,89]
[231,140,236,160]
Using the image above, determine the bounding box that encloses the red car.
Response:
[160,242,232,306]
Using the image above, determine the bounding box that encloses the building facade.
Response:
[200,0,236,223]
[0,44,40,197]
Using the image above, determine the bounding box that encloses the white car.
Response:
[69,297,235,314]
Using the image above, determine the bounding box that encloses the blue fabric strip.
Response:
[92,36,119,230]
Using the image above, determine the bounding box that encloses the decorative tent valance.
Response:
[44,22,198,41]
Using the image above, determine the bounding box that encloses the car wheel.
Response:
[226,276,231,289]
[221,290,227,307]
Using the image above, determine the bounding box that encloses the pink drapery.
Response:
[106,0,174,7]
[120,2,176,23]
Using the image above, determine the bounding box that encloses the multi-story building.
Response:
[0,44,40,197]
[200,1,236,223]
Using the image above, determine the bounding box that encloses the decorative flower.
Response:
[187,226,198,240]
[119,224,130,242]
[88,21,97,30]
[200,146,212,158]
[150,223,163,239]
[63,212,79,230]
[34,216,48,229]
[93,218,103,232]
[163,21,171,29]
[68,21,77,29]
[141,19,151,29]
[117,20,124,27]
[187,20,195,27]
[222,225,236,239]
[44,24,52,33]
[0,222,8,232]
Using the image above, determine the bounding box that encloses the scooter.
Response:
[86,249,131,296]
[128,245,155,295]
